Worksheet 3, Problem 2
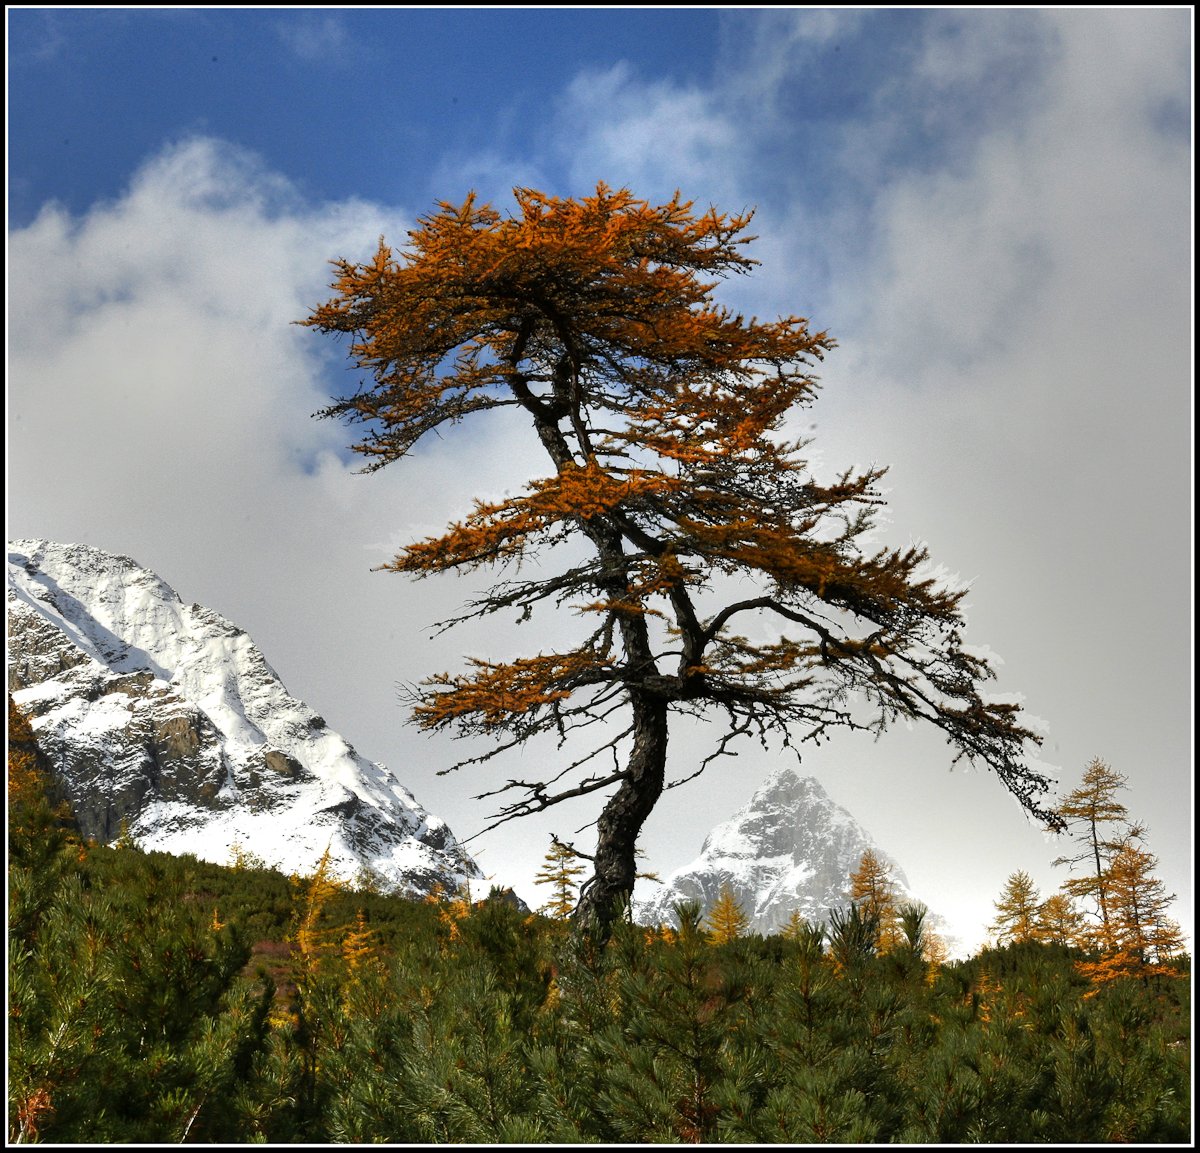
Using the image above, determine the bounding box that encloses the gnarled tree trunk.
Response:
[573,692,668,936]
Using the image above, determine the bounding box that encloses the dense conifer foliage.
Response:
[8,708,1189,1145]
[8,700,273,1143]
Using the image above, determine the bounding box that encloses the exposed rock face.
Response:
[7,539,482,896]
[632,766,912,935]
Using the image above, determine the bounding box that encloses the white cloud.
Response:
[800,11,1191,944]
[10,139,387,485]
[553,63,740,201]
[274,12,351,63]
[716,8,867,107]
[9,137,484,678]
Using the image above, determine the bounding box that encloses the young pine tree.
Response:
[587,898,756,1142]
[9,842,272,1143]
[827,903,880,977]
[893,902,945,984]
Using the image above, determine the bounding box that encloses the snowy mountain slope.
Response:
[7,539,481,895]
[632,765,913,935]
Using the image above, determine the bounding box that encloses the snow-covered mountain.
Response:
[633,765,912,935]
[7,539,482,896]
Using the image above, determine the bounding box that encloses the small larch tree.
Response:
[534,838,588,920]
[1085,830,1185,982]
[988,869,1043,947]
[341,910,381,975]
[705,884,751,944]
[1035,892,1086,948]
[304,184,1060,934]
[847,849,903,952]
[1052,757,1130,935]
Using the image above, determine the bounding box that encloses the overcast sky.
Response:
[7,8,1192,954]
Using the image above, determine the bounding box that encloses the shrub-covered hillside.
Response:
[8,698,1191,1143]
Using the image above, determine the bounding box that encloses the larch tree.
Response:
[988,870,1043,947]
[1090,831,1185,979]
[705,883,751,944]
[293,844,343,968]
[779,909,816,941]
[534,838,588,920]
[304,185,1060,934]
[341,909,381,975]
[847,849,903,952]
[1035,892,1086,949]
[1052,757,1131,935]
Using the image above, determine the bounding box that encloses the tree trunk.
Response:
[573,692,668,937]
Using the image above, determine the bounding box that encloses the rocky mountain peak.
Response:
[633,764,911,936]
[7,538,481,896]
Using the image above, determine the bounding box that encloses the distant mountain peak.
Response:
[634,765,910,935]
[7,538,481,895]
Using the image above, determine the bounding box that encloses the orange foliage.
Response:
[415,650,613,732]
[390,461,684,576]
[426,882,473,950]
[848,850,904,953]
[293,845,342,968]
[15,1087,53,1145]
[705,884,751,944]
[1076,833,1186,991]
[8,697,48,809]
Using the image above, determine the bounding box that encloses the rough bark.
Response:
[573,692,668,934]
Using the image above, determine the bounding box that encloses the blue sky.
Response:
[9,9,726,221]
[7,7,1193,953]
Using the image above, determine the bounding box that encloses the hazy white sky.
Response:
[7,8,1192,953]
